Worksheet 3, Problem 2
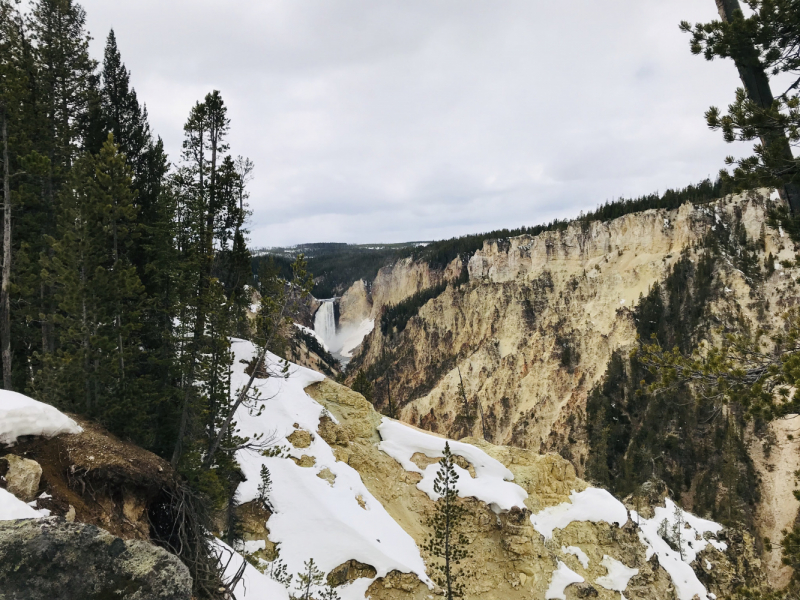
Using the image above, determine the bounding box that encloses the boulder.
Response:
[0,517,192,600]
[2,454,42,502]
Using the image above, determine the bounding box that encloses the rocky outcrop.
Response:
[0,517,192,600]
[337,256,465,327]
[339,279,372,327]
[296,378,758,600]
[1,455,42,502]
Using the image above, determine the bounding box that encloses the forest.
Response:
[0,1,312,593]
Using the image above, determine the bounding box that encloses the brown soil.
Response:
[2,415,174,540]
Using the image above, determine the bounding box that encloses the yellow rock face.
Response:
[302,379,754,600]
[342,191,798,587]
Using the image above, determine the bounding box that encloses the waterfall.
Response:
[314,301,336,349]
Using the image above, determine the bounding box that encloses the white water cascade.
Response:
[314,301,337,350]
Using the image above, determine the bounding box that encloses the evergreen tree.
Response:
[681,0,800,212]
[171,90,233,467]
[0,1,29,390]
[320,583,342,600]
[37,135,148,438]
[294,558,324,600]
[22,0,96,366]
[99,30,148,161]
[422,442,472,600]
[257,464,273,511]
[351,369,373,401]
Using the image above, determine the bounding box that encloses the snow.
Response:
[0,390,82,446]
[632,498,726,600]
[530,488,628,540]
[294,323,330,353]
[545,560,584,600]
[377,418,528,513]
[0,487,42,521]
[595,555,638,592]
[229,339,430,600]
[213,538,290,600]
[561,545,589,568]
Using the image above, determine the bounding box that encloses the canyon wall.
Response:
[344,191,800,585]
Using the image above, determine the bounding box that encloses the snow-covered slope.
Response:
[229,339,429,600]
[378,418,528,513]
[228,345,739,600]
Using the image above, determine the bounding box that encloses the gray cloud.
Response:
[80,0,749,246]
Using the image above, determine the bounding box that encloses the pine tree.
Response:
[294,558,324,600]
[681,0,800,212]
[257,464,273,511]
[266,543,293,587]
[422,442,472,600]
[0,1,29,390]
[320,583,342,600]
[99,30,148,161]
[171,90,233,467]
[351,369,373,401]
[37,135,148,438]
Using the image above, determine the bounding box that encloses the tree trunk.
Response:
[1,109,12,390]
[715,0,800,212]
[445,491,452,600]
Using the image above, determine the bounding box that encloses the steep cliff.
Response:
[345,191,800,587]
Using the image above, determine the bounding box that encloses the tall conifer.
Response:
[423,442,472,600]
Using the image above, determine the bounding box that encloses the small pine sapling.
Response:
[671,503,685,561]
[257,464,274,511]
[422,442,472,599]
[267,543,293,587]
[295,558,325,600]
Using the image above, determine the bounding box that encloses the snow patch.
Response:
[229,339,430,600]
[213,538,290,600]
[0,390,82,446]
[545,561,584,600]
[561,545,589,568]
[632,498,726,600]
[294,323,330,353]
[377,418,528,513]
[595,555,638,592]
[530,488,628,540]
[0,487,42,521]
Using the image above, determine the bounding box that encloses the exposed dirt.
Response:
[1,415,174,540]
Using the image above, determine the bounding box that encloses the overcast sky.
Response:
[79,0,747,247]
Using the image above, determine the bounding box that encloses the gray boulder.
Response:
[0,517,192,600]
